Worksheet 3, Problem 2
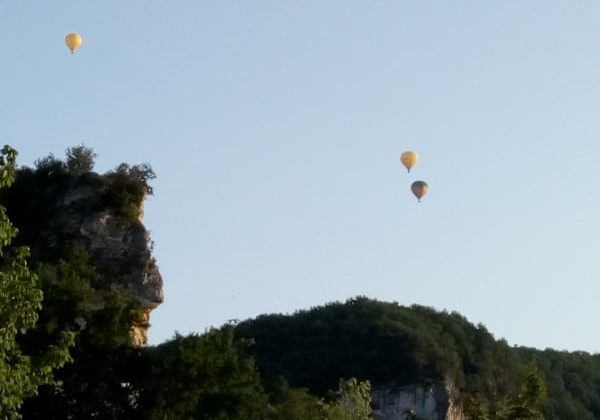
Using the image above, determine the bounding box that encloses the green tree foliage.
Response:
[65,144,97,175]
[235,297,559,419]
[322,378,372,420]
[464,365,545,420]
[143,327,269,420]
[102,162,155,223]
[20,249,148,419]
[269,386,327,419]
[235,297,524,400]
[517,348,600,419]
[0,146,73,419]
[267,377,372,420]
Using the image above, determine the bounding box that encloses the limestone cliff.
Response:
[371,379,464,420]
[1,160,163,345]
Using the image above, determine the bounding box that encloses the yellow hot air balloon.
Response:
[411,180,428,202]
[400,150,418,172]
[65,33,82,54]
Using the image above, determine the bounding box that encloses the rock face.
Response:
[2,167,163,346]
[78,210,162,346]
[56,185,162,303]
[371,380,464,420]
[78,209,163,309]
[61,187,162,345]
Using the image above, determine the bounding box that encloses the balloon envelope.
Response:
[411,181,428,202]
[65,33,82,53]
[400,151,418,172]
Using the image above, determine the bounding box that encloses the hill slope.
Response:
[236,297,600,419]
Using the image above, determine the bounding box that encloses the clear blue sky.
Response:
[2,1,600,352]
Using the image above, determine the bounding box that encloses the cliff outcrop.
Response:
[1,157,162,345]
[371,380,464,420]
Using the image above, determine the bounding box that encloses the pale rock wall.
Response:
[371,380,464,420]
[20,181,162,346]
[76,206,162,346]
[79,210,163,309]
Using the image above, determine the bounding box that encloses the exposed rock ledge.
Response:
[3,172,163,347]
[371,379,464,420]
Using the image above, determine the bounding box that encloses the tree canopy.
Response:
[0,146,72,419]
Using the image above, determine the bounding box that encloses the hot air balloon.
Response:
[411,181,428,202]
[400,150,418,172]
[65,33,82,54]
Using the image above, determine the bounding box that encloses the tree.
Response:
[0,146,73,419]
[464,365,546,420]
[268,377,372,420]
[65,144,96,175]
[268,386,327,420]
[20,249,148,419]
[497,365,545,420]
[324,378,372,420]
[144,327,269,420]
[103,163,156,223]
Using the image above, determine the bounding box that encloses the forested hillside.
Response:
[236,297,600,419]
